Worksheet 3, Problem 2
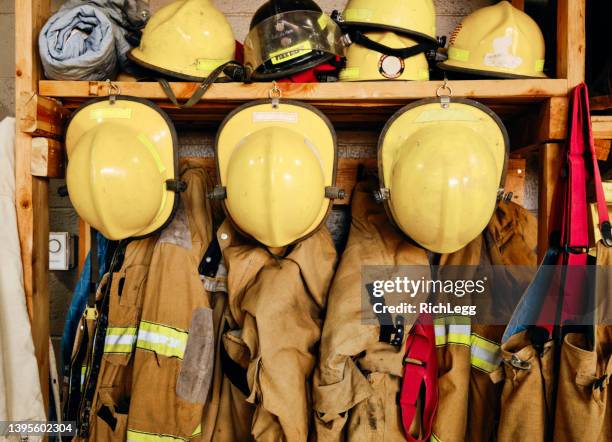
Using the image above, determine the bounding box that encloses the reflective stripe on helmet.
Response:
[136,320,188,359]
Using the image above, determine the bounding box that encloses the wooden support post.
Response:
[78,220,91,275]
[508,97,568,151]
[538,143,564,261]
[15,0,51,411]
[557,0,586,87]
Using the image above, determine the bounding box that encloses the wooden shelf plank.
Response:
[39,79,569,103]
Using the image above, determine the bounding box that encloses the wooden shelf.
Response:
[40,78,568,103]
[39,79,570,126]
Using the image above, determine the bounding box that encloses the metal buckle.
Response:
[268,82,282,108]
[436,78,453,109]
[564,245,589,254]
[207,185,227,200]
[373,188,390,203]
[601,221,612,248]
[505,354,532,370]
[404,357,426,367]
[593,374,609,391]
[390,316,405,348]
[325,186,346,200]
[105,79,120,105]
[84,307,98,320]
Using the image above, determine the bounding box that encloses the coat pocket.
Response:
[347,372,406,442]
[90,387,129,442]
[553,332,606,442]
[497,331,554,442]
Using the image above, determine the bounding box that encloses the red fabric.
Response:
[234,41,244,64]
[276,57,342,83]
[536,83,609,332]
[399,315,438,441]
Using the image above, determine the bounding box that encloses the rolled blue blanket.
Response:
[39,4,117,80]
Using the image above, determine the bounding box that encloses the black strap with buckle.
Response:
[365,283,405,349]
[348,29,438,59]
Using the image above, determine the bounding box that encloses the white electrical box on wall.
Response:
[49,232,76,271]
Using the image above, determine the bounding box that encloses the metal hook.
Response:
[268,81,282,108]
[436,77,453,109]
[106,79,121,105]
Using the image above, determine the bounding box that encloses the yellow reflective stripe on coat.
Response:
[126,424,201,442]
[470,334,501,373]
[434,316,471,346]
[136,320,188,359]
[127,429,187,442]
[80,365,87,388]
[104,326,138,354]
[430,432,442,442]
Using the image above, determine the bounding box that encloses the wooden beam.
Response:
[595,139,611,161]
[592,116,612,140]
[19,93,69,138]
[38,79,570,102]
[172,156,529,207]
[557,0,586,87]
[538,143,564,261]
[508,97,569,151]
[31,138,64,178]
[590,94,612,112]
[15,0,51,411]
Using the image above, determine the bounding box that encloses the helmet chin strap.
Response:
[157,61,246,109]
[346,29,438,59]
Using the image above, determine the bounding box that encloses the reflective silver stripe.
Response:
[104,326,137,353]
[136,321,188,359]
[470,334,501,373]
[434,317,471,346]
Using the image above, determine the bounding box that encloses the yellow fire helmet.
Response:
[128,0,236,81]
[66,97,182,241]
[438,1,546,78]
[377,98,509,254]
[340,0,437,44]
[213,100,343,248]
[340,32,430,81]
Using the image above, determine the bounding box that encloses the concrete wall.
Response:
[0,0,14,120]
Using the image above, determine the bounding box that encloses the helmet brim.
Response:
[66,96,180,239]
[215,99,337,246]
[437,60,548,79]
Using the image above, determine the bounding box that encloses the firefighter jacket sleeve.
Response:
[313,181,430,442]
[0,117,46,424]
[218,220,337,442]
[126,160,218,441]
